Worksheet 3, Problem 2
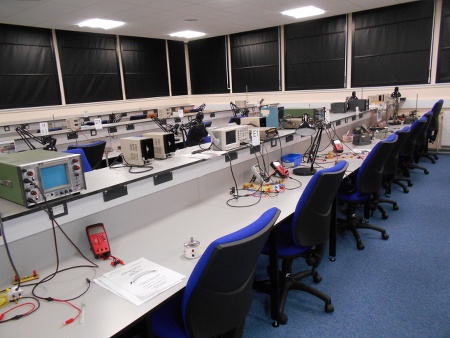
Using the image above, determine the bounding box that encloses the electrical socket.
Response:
[8,286,23,301]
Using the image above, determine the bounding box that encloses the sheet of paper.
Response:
[94,257,185,306]
[183,150,226,159]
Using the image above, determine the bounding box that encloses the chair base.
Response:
[337,214,389,251]
[377,197,399,219]
[254,267,333,325]
[409,162,429,175]
[418,153,437,164]
[393,177,412,193]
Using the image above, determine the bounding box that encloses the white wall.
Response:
[1,83,449,126]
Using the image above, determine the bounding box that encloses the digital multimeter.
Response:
[270,161,290,179]
[86,223,110,259]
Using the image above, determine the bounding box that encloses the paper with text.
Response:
[94,257,185,306]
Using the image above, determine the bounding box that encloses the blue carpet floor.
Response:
[244,154,450,338]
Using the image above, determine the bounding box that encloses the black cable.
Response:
[23,186,98,302]
[281,175,303,191]
[0,213,21,291]
[110,154,154,173]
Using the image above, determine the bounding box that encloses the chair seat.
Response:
[337,190,371,203]
[262,221,310,257]
[151,293,189,338]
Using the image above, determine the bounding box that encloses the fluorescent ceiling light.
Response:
[169,30,205,39]
[78,18,125,30]
[282,6,325,19]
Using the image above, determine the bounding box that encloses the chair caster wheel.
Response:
[313,274,322,283]
[325,304,334,313]
[393,204,399,211]
[382,233,389,240]
[279,314,288,325]
[403,188,409,193]
[425,170,429,175]
[357,242,365,250]
[330,256,336,262]
[272,313,288,327]
[382,213,389,220]
[408,182,413,187]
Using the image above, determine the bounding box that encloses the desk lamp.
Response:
[15,125,57,151]
[293,114,323,176]
[389,86,402,125]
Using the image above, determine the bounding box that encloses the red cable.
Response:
[0,302,36,322]
[49,298,81,326]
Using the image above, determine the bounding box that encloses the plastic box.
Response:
[281,154,302,168]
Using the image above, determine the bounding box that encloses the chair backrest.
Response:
[400,116,427,159]
[186,123,209,147]
[357,133,397,194]
[67,140,106,170]
[64,148,92,172]
[292,161,349,247]
[416,111,433,147]
[383,126,410,175]
[182,207,280,338]
[429,99,443,132]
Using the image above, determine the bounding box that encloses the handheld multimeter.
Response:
[270,161,290,179]
[332,139,344,153]
[86,223,110,259]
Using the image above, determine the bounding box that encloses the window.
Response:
[0,24,61,109]
[121,36,169,99]
[437,0,450,83]
[188,36,229,94]
[168,40,188,96]
[352,2,434,87]
[56,30,122,104]
[285,15,346,90]
[230,27,280,93]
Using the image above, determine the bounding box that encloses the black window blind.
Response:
[437,0,450,83]
[168,40,188,96]
[230,27,280,93]
[0,24,61,109]
[352,1,434,87]
[120,36,169,99]
[285,15,346,90]
[56,30,122,104]
[188,36,229,94]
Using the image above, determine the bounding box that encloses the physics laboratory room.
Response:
[0,0,449,337]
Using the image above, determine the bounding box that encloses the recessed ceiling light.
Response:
[77,18,125,30]
[169,30,205,39]
[184,18,198,23]
[281,6,325,19]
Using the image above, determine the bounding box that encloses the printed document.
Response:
[94,257,185,306]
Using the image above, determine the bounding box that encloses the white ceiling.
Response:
[0,0,417,41]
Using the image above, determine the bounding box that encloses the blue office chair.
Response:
[337,134,397,250]
[254,161,348,325]
[375,126,410,218]
[64,148,92,172]
[67,140,106,170]
[151,207,281,338]
[398,115,428,178]
[421,99,444,163]
[185,121,211,147]
[84,120,108,125]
